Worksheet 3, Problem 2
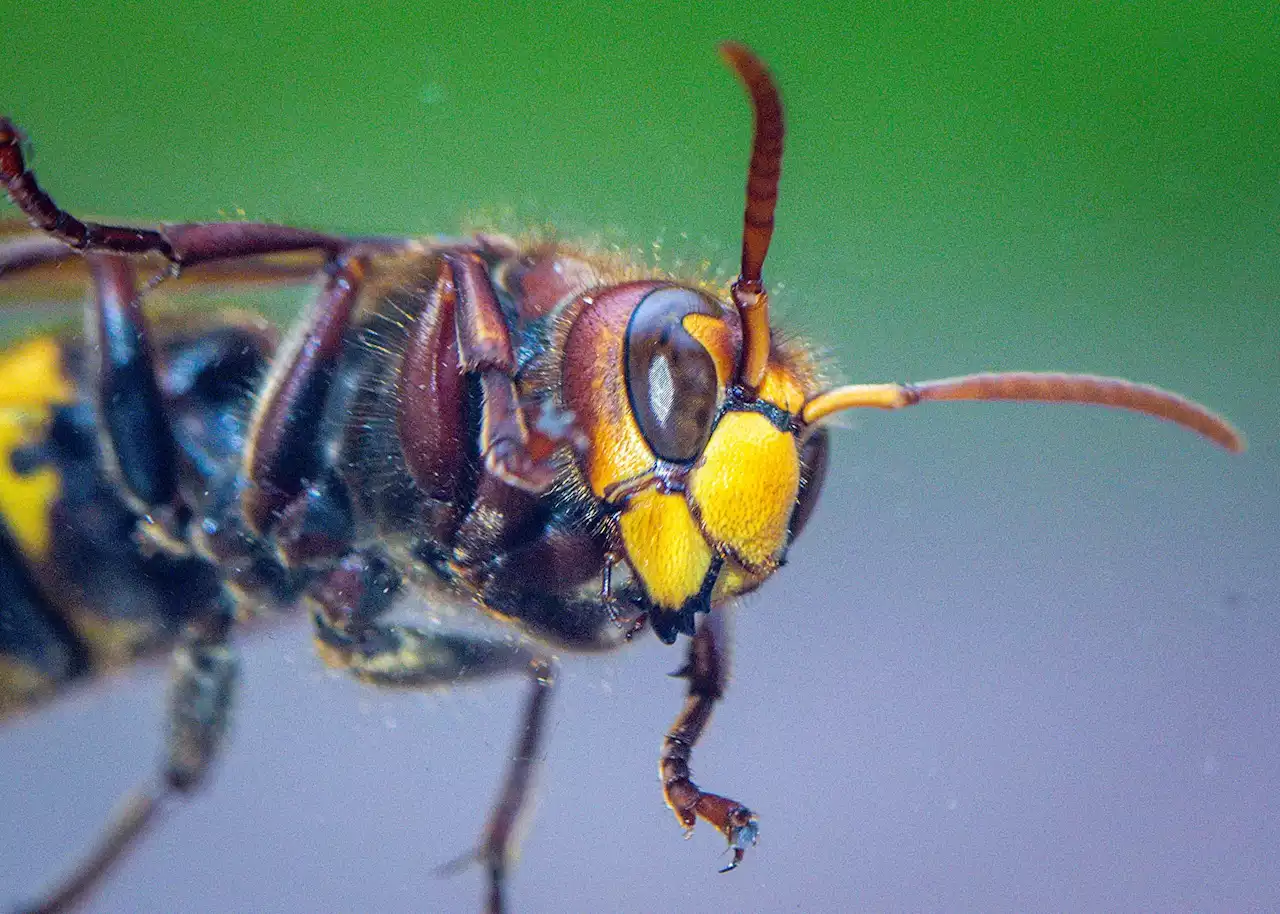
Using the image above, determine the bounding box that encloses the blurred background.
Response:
[2,2,1277,912]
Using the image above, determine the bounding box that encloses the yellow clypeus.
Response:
[618,488,713,609]
[688,410,799,572]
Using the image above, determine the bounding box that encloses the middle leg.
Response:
[307,554,557,914]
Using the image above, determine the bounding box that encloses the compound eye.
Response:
[624,287,721,463]
[788,427,829,543]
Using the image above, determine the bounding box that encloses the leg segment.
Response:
[447,251,562,494]
[241,253,366,534]
[85,255,181,526]
[307,549,541,692]
[440,658,557,914]
[307,555,557,914]
[0,231,74,278]
[1,119,171,258]
[164,610,238,792]
[660,611,758,872]
[1,119,423,275]
[273,470,358,569]
[397,260,466,504]
[436,253,586,583]
[0,228,362,289]
[15,790,164,914]
[1,118,350,267]
[16,607,238,914]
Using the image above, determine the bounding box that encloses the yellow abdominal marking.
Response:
[689,410,799,571]
[71,613,159,671]
[0,337,76,407]
[618,489,713,609]
[0,338,76,559]
[0,655,53,717]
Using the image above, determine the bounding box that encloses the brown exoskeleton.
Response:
[0,43,1242,914]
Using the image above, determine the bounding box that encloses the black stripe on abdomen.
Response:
[0,518,90,715]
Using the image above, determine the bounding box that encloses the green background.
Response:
[2,3,1277,913]
[4,2,1277,424]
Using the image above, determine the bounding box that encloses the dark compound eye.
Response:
[788,426,829,543]
[624,287,721,463]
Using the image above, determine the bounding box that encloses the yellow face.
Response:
[561,282,824,642]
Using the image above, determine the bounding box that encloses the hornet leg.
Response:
[84,255,183,542]
[448,251,575,496]
[443,253,583,582]
[660,611,758,872]
[1,118,384,269]
[240,252,365,535]
[436,659,557,914]
[308,553,557,914]
[16,606,238,914]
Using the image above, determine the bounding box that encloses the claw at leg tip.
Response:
[718,814,759,873]
[718,852,744,874]
[434,845,480,879]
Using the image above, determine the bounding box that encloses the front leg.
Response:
[448,251,575,495]
[660,611,759,872]
[443,252,583,577]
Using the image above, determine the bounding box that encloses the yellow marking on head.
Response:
[0,338,75,560]
[618,489,713,609]
[757,363,807,414]
[689,410,799,572]
[575,304,656,498]
[585,402,657,498]
[682,311,739,391]
[712,559,765,602]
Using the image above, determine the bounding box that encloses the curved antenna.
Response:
[720,42,784,393]
[800,372,1244,452]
